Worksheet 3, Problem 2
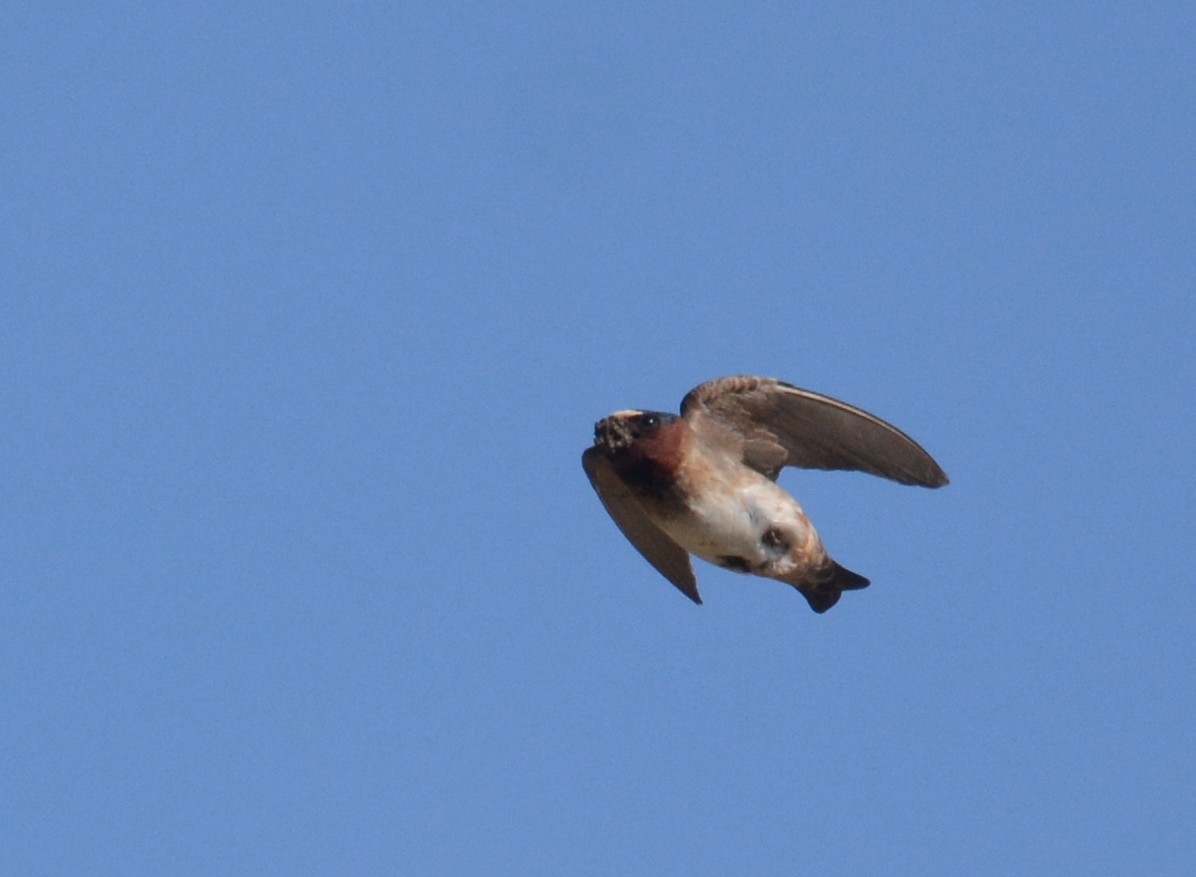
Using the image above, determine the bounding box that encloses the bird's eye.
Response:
[640,414,660,429]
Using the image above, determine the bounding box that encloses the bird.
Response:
[581,376,948,613]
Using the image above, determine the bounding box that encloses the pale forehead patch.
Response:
[610,409,646,419]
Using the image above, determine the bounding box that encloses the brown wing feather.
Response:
[681,376,949,487]
[581,447,702,604]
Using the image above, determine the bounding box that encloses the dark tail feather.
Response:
[799,561,871,614]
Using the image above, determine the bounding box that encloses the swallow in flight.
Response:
[582,376,948,613]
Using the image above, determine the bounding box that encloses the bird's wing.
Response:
[582,447,701,604]
[681,376,949,487]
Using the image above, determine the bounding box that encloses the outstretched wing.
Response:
[681,376,948,487]
[581,447,701,604]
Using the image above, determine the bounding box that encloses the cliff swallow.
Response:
[582,376,948,613]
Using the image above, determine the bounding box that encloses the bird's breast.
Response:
[655,458,816,575]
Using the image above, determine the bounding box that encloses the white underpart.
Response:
[656,475,815,577]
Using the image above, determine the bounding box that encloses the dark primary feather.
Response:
[681,376,948,487]
[581,447,702,604]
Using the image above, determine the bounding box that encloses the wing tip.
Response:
[923,465,950,488]
[672,577,703,605]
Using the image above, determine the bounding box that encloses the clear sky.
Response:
[4,3,1193,875]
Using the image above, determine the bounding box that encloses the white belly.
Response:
[657,477,813,572]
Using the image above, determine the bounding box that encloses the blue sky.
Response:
[4,3,1193,874]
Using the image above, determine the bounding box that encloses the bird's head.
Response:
[592,410,678,455]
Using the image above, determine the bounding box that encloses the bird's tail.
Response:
[797,560,870,614]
